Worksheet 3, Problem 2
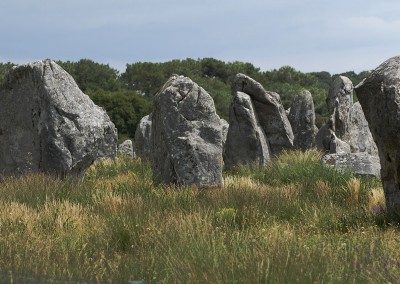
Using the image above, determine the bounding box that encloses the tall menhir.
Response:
[0,60,117,178]
[355,56,400,215]
[151,75,223,187]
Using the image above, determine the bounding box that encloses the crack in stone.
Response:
[54,107,82,132]
[196,88,201,104]
[241,80,247,92]
[177,84,194,105]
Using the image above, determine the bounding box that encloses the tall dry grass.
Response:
[0,153,398,283]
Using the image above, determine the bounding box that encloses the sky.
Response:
[1,0,399,74]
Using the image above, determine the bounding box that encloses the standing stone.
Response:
[288,90,317,150]
[232,73,294,155]
[348,102,378,156]
[224,92,270,169]
[118,139,135,158]
[0,60,117,178]
[328,76,354,140]
[316,75,377,154]
[355,56,400,214]
[317,75,379,177]
[151,75,223,187]
[220,118,229,151]
[135,113,152,161]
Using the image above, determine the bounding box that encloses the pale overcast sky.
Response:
[1,0,399,73]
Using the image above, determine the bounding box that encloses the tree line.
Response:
[0,58,371,142]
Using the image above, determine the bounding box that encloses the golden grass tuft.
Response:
[314,180,331,198]
[89,157,117,169]
[0,202,38,235]
[223,175,263,190]
[43,200,88,232]
[367,187,386,215]
[92,172,139,191]
[274,149,323,164]
[346,177,361,206]
[223,175,301,205]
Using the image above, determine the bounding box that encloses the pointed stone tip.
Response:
[166,74,193,84]
[235,73,247,79]
[14,59,57,68]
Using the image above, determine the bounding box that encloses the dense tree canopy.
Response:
[0,58,372,139]
[57,59,120,92]
[87,89,152,141]
[0,62,15,86]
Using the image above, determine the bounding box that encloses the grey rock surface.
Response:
[316,76,378,156]
[135,113,152,161]
[224,92,271,169]
[321,152,381,177]
[317,75,379,178]
[316,124,351,154]
[151,75,223,187]
[118,139,135,158]
[329,135,351,154]
[220,118,229,151]
[288,90,317,150]
[0,60,117,178]
[355,56,400,214]
[232,73,294,155]
[328,76,354,140]
[348,102,378,156]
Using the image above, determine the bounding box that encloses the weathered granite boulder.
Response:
[288,90,317,150]
[321,152,381,177]
[316,123,351,154]
[355,56,400,214]
[321,76,377,155]
[232,73,294,155]
[316,83,378,156]
[135,113,152,161]
[348,102,378,156]
[151,75,223,187]
[224,92,270,169]
[0,60,117,178]
[118,139,135,158]
[328,75,353,140]
[316,75,379,177]
[329,135,351,154]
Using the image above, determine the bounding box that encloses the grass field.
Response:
[0,150,399,283]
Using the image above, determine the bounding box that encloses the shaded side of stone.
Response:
[355,56,400,214]
[151,75,223,187]
[232,73,294,155]
[224,92,271,169]
[288,90,317,150]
